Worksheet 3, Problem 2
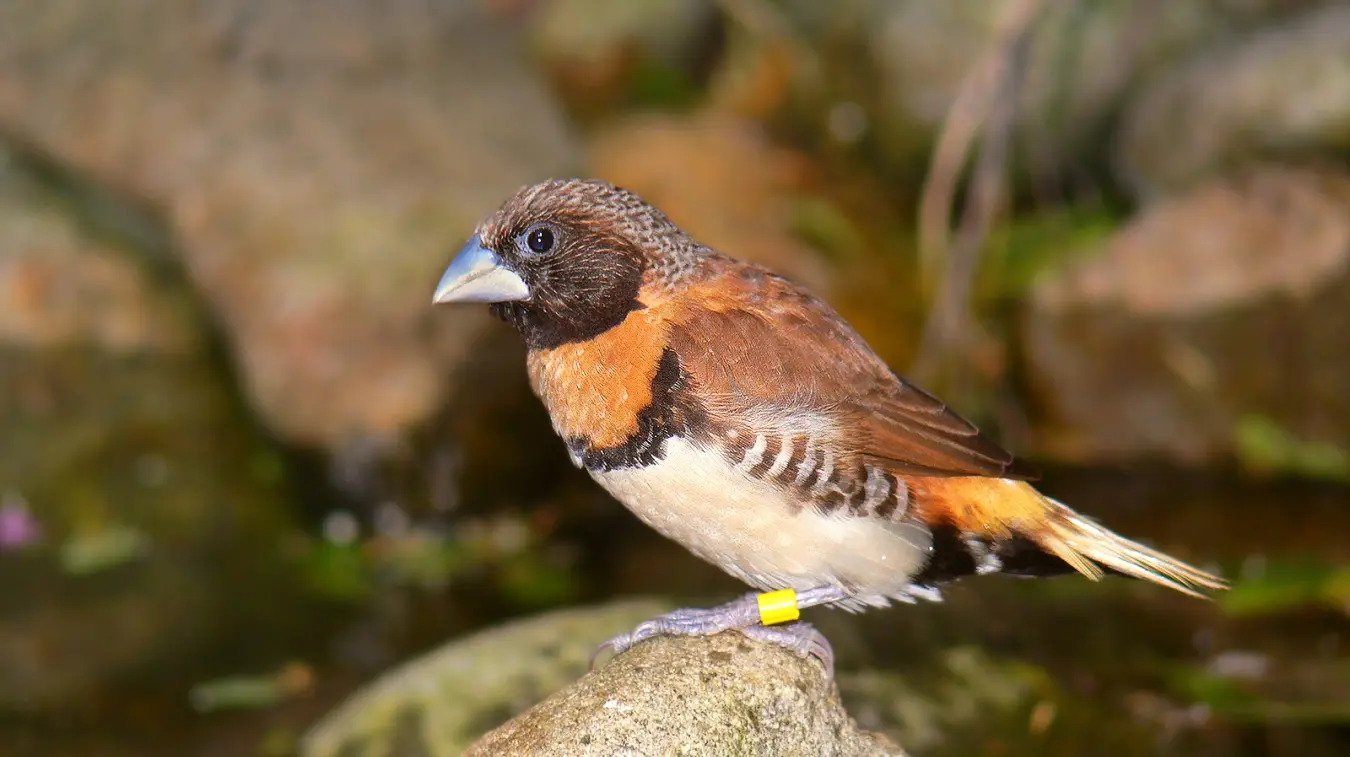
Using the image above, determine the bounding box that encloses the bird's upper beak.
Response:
[432,235,531,304]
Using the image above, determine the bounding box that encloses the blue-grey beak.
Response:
[432,235,531,304]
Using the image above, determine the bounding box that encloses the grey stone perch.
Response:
[465,632,902,756]
[302,600,902,756]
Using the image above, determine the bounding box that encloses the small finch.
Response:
[432,179,1226,674]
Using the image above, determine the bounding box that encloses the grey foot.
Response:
[592,588,841,677]
[592,592,760,660]
[740,622,835,679]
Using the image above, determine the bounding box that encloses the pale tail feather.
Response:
[1037,497,1228,598]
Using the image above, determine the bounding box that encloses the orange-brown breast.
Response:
[526,303,673,449]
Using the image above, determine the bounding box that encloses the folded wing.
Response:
[668,263,1037,483]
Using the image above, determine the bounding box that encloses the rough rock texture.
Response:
[1021,164,1350,464]
[302,600,674,757]
[0,150,298,708]
[303,599,902,757]
[1116,3,1350,197]
[466,632,901,757]
[0,0,578,450]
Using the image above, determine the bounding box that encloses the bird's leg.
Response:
[593,585,848,677]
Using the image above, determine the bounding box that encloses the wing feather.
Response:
[668,262,1037,481]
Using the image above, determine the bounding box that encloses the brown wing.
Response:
[667,262,1037,481]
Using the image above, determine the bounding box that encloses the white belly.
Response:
[590,436,933,608]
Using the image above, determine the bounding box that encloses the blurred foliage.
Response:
[1219,560,1350,617]
[293,515,580,610]
[982,207,1120,297]
[1174,661,1350,725]
[189,663,315,713]
[57,523,152,575]
[788,196,869,263]
[1234,415,1350,483]
[840,647,1052,753]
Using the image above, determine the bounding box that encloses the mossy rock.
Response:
[302,600,674,757]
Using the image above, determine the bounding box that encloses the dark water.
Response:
[4,459,1349,756]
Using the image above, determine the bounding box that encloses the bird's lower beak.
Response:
[432,235,531,304]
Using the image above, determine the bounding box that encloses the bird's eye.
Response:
[526,226,555,254]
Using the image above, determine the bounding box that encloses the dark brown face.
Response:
[433,179,699,349]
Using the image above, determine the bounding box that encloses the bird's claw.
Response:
[590,596,836,679]
[589,619,664,668]
[740,622,835,679]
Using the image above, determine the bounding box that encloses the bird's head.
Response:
[432,179,702,348]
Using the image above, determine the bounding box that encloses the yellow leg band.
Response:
[757,589,800,625]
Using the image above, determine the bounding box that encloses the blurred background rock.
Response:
[0,0,1347,755]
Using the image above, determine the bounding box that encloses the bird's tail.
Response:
[1034,494,1228,598]
[912,477,1228,595]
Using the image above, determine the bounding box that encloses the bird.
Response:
[431,178,1227,676]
